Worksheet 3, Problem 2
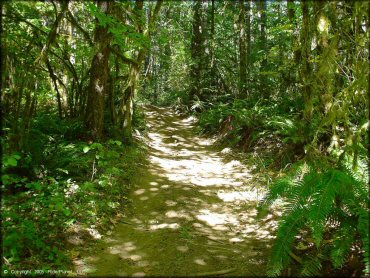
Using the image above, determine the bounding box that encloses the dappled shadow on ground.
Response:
[75,106,277,277]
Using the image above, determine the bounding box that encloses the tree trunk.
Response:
[190,0,204,102]
[257,0,267,98]
[122,65,139,141]
[210,0,216,85]
[315,1,337,116]
[287,0,294,22]
[258,0,267,69]
[238,0,247,98]
[84,1,112,140]
[163,7,171,94]
[107,73,115,125]
[287,0,299,84]
[46,60,63,119]
[246,1,251,71]
[121,0,163,141]
[300,1,313,125]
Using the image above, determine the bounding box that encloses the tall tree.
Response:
[121,0,163,141]
[189,0,204,102]
[300,0,313,138]
[84,1,112,139]
[210,0,216,84]
[238,0,247,98]
[257,0,267,70]
[286,0,299,85]
[246,0,251,71]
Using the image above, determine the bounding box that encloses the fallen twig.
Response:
[90,158,96,181]
[186,240,239,253]
[194,268,236,277]
[3,257,11,267]
[120,221,134,226]
[193,232,227,245]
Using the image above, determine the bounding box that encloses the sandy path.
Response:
[75,106,276,277]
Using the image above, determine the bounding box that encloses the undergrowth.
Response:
[258,159,369,277]
[197,98,304,153]
[2,111,147,272]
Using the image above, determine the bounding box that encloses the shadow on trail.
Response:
[75,106,277,277]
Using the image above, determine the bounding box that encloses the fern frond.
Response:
[264,165,369,275]
[330,225,355,269]
[257,177,294,219]
[300,256,322,276]
[309,170,341,245]
[284,171,320,213]
[357,208,370,275]
[267,208,307,277]
[262,177,294,207]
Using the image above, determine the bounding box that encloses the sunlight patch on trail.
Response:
[148,154,252,188]
[197,209,239,227]
[149,223,179,230]
[217,190,262,202]
[76,106,276,277]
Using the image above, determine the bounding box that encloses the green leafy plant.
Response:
[2,132,146,270]
[198,99,275,148]
[2,153,22,167]
[259,163,369,276]
[267,115,304,145]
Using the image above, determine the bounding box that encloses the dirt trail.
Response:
[75,106,276,277]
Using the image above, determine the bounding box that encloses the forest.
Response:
[1,0,369,277]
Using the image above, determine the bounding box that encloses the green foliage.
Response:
[2,116,147,270]
[198,98,303,152]
[2,153,21,167]
[267,116,304,145]
[3,180,70,267]
[199,100,265,136]
[259,163,369,276]
[132,105,147,133]
[88,2,149,50]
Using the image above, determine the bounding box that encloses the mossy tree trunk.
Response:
[300,1,313,125]
[84,1,112,140]
[189,0,204,103]
[121,0,163,142]
[238,0,247,99]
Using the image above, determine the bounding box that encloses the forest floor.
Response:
[74,106,278,277]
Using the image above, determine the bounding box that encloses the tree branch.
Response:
[66,9,93,46]
[4,9,48,36]
[148,0,163,32]
[36,0,68,64]
[109,46,139,66]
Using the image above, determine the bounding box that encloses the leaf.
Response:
[91,143,103,150]
[7,157,18,167]
[31,182,42,190]
[65,219,76,226]
[2,175,10,185]
[108,140,122,146]
[63,209,71,216]
[83,146,90,153]
[12,154,21,160]
[56,168,69,174]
